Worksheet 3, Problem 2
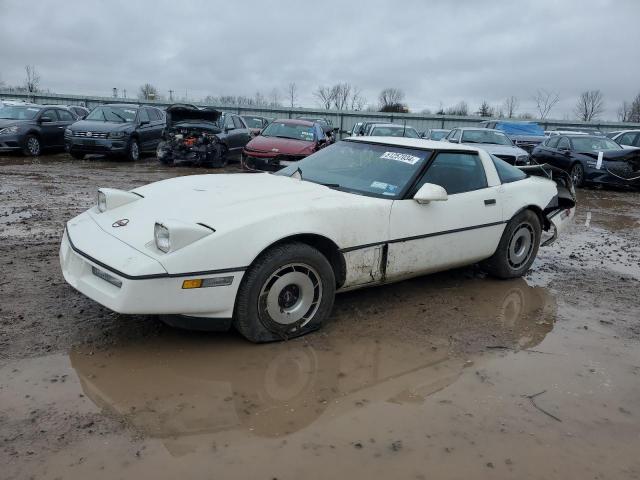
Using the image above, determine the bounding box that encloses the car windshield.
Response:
[430,130,449,140]
[275,140,431,199]
[370,126,419,138]
[571,137,622,152]
[261,121,316,142]
[0,106,41,120]
[462,130,512,145]
[243,117,264,128]
[85,106,138,123]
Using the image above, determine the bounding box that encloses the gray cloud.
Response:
[0,0,638,120]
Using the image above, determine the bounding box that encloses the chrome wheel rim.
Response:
[571,164,583,185]
[131,141,139,160]
[27,137,40,155]
[258,263,322,328]
[508,223,534,269]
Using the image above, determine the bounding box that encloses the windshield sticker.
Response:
[596,151,603,169]
[371,181,399,194]
[124,109,136,114]
[380,151,421,165]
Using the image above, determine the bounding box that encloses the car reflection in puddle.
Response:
[69,276,556,456]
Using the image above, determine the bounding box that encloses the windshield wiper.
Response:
[110,111,127,122]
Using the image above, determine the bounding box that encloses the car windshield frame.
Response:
[85,106,139,123]
[0,105,42,120]
[261,121,317,142]
[370,126,420,138]
[243,117,264,129]
[275,139,434,200]
[461,130,513,146]
[571,136,622,152]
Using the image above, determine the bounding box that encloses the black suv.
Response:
[65,104,165,160]
[0,104,77,156]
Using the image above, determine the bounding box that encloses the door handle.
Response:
[484,199,496,206]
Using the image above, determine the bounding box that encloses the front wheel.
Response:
[481,210,541,279]
[234,242,336,343]
[23,135,42,156]
[570,162,585,188]
[125,138,140,161]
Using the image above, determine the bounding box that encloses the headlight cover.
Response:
[96,188,142,213]
[108,130,127,139]
[153,220,214,254]
[0,125,18,135]
[154,223,171,253]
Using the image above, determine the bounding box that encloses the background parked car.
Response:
[242,118,329,171]
[241,115,272,137]
[65,105,90,119]
[297,116,336,142]
[422,128,450,140]
[0,104,77,156]
[65,104,165,160]
[349,122,364,136]
[365,123,420,138]
[445,127,530,165]
[479,120,546,153]
[531,134,640,188]
[610,130,640,149]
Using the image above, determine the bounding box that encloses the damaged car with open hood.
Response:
[157,104,251,167]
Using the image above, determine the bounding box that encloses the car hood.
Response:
[166,104,221,128]
[462,143,528,156]
[70,120,132,133]
[87,173,368,251]
[246,135,314,155]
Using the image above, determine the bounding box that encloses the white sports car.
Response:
[60,137,575,342]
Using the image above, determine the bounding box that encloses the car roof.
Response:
[457,127,503,133]
[102,103,140,108]
[347,136,482,152]
[370,123,416,129]
[271,118,316,127]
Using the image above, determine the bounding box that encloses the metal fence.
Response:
[3,89,639,134]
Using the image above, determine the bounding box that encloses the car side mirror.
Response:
[413,183,448,204]
[448,138,459,143]
[40,116,53,123]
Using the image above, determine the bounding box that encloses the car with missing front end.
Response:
[65,104,165,160]
[157,104,251,167]
[60,137,575,343]
[242,118,330,172]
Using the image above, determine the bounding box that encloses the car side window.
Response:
[546,136,560,148]
[415,152,487,195]
[557,137,570,150]
[138,108,149,123]
[224,115,234,129]
[315,124,326,141]
[42,109,59,121]
[451,129,461,142]
[57,109,74,121]
[619,132,636,145]
[232,115,245,129]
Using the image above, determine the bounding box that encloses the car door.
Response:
[136,108,153,151]
[232,115,251,149]
[38,109,62,147]
[146,108,165,148]
[386,151,503,281]
[553,136,574,169]
[533,136,559,164]
[55,109,76,146]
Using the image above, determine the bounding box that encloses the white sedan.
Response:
[60,137,575,342]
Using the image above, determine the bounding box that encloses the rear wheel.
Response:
[481,210,541,279]
[234,242,336,343]
[570,162,585,188]
[23,135,41,156]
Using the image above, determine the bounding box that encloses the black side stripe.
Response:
[65,230,247,280]
[340,221,506,253]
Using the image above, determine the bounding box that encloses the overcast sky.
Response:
[1,0,638,120]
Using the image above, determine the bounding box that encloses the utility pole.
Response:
[123,89,127,99]
[169,89,174,102]
[112,87,118,98]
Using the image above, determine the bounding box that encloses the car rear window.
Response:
[491,155,527,183]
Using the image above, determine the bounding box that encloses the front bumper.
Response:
[66,137,128,154]
[585,167,640,188]
[0,133,24,151]
[242,150,305,172]
[542,206,575,247]
[60,229,242,319]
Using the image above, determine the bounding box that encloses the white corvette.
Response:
[60,137,575,342]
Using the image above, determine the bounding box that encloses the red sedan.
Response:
[241,119,329,171]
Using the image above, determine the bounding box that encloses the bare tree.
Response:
[269,88,281,107]
[350,86,366,111]
[287,82,298,108]
[574,90,604,122]
[330,83,352,110]
[254,91,268,107]
[533,89,559,120]
[445,101,468,116]
[138,83,158,100]
[313,86,334,110]
[378,88,405,111]
[503,96,519,118]
[518,112,534,120]
[476,100,494,117]
[0,73,5,88]
[630,93,640,123]
[24,65,41,94]
[617,101,631,122]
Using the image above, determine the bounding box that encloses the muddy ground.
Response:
[1,152,639,480]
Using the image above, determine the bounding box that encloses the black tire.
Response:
[570,162,585,188]
[217,145,229,168]
[70,151,85,160]
[22,134,41,156]
[125,138,140,162]
[234,242,336,343]
[481,209,541,279]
